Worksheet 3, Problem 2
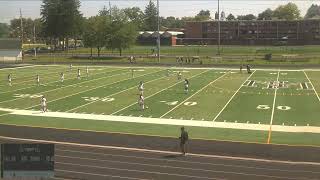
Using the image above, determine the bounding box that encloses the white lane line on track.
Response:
[66,72,166,112]
[55,154,320,174]
[303,71,320,102]
[267,70,280,144]
[160,71,229,118]
[0,135,319,166]
[110,70,210,115]
[212,70,256,121]
[56,161,219,180]
[56,169,144,180]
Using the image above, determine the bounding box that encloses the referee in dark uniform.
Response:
[179,126,189,156]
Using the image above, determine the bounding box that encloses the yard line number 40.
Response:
[257,105,291,110]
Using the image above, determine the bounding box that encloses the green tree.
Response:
[258,8,273,20]
[237,14,256,20]
[226,14,236,21]
[144,0,157,31]
[124,7,144,30]
[273,2,300,20]
[0,23,9,38]
[9,18,35,43]
[41,0,82,50]
[305,4,320,19]
[195,10,211,21]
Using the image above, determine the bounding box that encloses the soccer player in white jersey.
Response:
[86,66,89,77]
[184,79,189,94]
[60,72,64,83]
[178,71,182,80]
[138,81,144,95]
[36,74,40,86]
[8,74,12,86]
[40,95,47,112]
[138,94,145,110]
[77,68,81,80]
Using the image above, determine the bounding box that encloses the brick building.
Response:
[182,19,320,45]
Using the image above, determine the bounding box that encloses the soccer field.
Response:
[0,65,320,146]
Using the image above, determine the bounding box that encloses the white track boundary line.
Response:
[0,68,127,104]
[0,135,319,165]
[0,64,38,71]
[26,70,162,110]
[67,73,166,112]
[303,71,320,102]
[267,70,280,144]
[110,70,210,115]
[212,71,256,121]
[160,71,229,118]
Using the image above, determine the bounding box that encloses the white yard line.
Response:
[303,71,320,102]
[110,70,211,115]
[0,67,123,94]
[66,74,166,112]
[0,108,320,134]
[267,70,280,144]
[0,64,38,71]
[0,69,127,104]
[160,71,229,118]
[25,70,162,110]
[212,71,256,121]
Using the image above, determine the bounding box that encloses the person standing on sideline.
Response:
[8,74,12,86]
[60,72,64,83]
[69,64,73,71]
[40,95,47,112]
[179,127,189,156]
[86,66,89,77]
[36,74,40,86]
[77,68,81,80]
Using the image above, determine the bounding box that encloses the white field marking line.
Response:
[1,136,319,166]
[56,154,319,174]
[212,70,256,121]
[66,73,166,112]
[160,71,230,118]
[56,169,148,180]
[2,107,320,133]
[0,68,127,104]
[0,67,122,94]
[56,162,219,180]
[0,64,38,71]
[267,70,280,144]
[110,69,211,115]
[303,71,320,102]
[0,67,65,86]
[25,70,162,110]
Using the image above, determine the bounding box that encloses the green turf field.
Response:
[0,65,320,146]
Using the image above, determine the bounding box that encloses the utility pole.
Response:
[20,8,24,47]
[157,0,160,63]
[33,23,37,58]
[217,0,221,55]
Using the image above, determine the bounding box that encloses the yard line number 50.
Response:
[257,105,291,111]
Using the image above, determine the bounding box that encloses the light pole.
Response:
[157,0,160,63]
[217,0,221,55]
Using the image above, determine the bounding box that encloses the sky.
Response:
[0,0,319,23]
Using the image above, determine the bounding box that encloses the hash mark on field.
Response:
[212,71,256,121]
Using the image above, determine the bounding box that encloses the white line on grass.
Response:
[0,69,128,104]
[66,73,167,112]
[110,70,211,115]
[0,65,38,71]
[303,71,320,102]
[160,71,229,118]
[267,70,280,144]
[212,71,256,121]
[25,70,163,110]
[0,67,123,94]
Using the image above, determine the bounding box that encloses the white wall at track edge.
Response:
[0,108,319,133]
